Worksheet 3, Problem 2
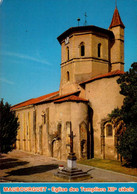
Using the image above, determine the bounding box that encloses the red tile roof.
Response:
[11,91,59,110]
[80,70,125,85]
[11,91,81,110]
[35,91,80,105]
[11,99,34,110]
[109,7,125,29]
[11,70,124,109]
[54,95,88,103]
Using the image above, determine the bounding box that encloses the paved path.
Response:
[0,150,137,182]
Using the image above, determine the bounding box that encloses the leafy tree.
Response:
[109,62,137,166]
[0,99,19,153]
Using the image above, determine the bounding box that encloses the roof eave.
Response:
[11,104,34,111]
[109,24,125,29]
[80,71,125,86]
[35,91,80,105]
[57,25,114,44]
[54,100,89,104]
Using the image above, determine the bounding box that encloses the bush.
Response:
[0,99,19,153]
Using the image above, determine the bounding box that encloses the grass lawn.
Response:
[78,158,137,177]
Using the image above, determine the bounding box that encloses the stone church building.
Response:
[12,7,125,161]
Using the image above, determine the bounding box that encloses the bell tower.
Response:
[109,7,125,71]
[57,26,114,95]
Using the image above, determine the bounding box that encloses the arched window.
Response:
[67,71,70,81]
[106,124,113,137]
[98,43,101,57]
[66,46,69,60]
[80,42,85,56]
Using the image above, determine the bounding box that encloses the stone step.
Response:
[58,170,87,176]
[56,167,90,177]
[54,171,90,181]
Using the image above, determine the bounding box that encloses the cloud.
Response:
[1,51,51,66]
[0,0,3,5]
[0,77,14,85]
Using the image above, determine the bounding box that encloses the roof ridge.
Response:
[80,70,125,85]
[54,95,88,103]
[35,91,59,99]
[34,91,80,105]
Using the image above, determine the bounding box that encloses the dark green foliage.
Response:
[117,124,137,166]
[0,99,19,153]
[109,62,137,166]
[117,63,137,126]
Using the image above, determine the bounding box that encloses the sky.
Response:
[0,0,137,106]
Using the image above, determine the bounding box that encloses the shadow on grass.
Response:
[5,164,58,177]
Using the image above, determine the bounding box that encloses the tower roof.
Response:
[109,7,125,29]
[57,25,114,44]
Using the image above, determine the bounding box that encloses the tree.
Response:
[109,62,137,166]
[0,99,19,153]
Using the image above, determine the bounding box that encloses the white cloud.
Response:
[1,51,52,66]
[0,77,14,85]
[0,0,3,5]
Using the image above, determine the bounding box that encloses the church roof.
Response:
[109,7,125,29]
[80,70,125,85]
[54,95,88,103]
[11,70,124,110]
[35,91,80,105]
[11,91,59,110]
[57,25,114,44]
[11,91,81,110]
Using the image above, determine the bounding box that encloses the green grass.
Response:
[78,158,137,177]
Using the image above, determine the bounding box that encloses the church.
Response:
[11,7,125,161]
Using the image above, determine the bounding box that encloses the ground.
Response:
[0,150,137,182]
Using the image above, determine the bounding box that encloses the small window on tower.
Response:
[80,42,85,56]
[98,43,101,57]
[67,71,70,81]
[66,46,69,60]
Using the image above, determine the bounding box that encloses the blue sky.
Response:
[0,0,137,105]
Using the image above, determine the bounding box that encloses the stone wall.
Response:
[15,101,89,160]
[85,76,124,160]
